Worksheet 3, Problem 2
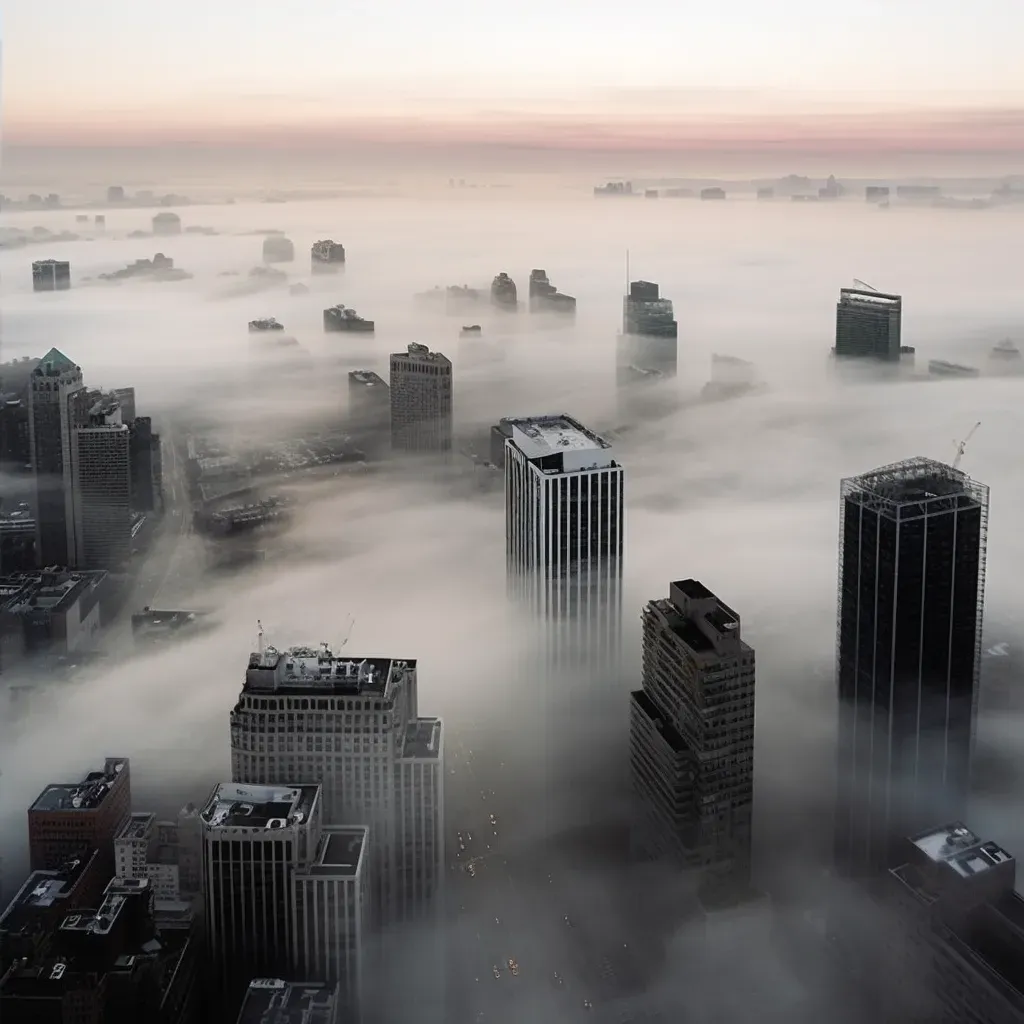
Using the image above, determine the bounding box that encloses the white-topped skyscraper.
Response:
[230,642,444,928]
[504,414,624,672]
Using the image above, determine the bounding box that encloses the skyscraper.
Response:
[31,260,71,292]
[834,458,988,878]
[28,349,88,567]
[504,414,624,669]
[230,643,445,926]
[618,280,678,386]
[629,579,755,881]
[202,782,322,1009]
[72,398,133,569]
[834,287,902,361]
[389,343,452,454]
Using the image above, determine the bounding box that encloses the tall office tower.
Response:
[72,398,132,569]
[293,825,369,1014]
[129,416,163,512]
[389,343,453,454]
[883,823,1024,1023]
[619,280,678,385]
[629,580,755,882]
[202,782,322,1009]
[111,386,136,423]
[504,414,624,670]
[27,757,131,873]
[28,349,88,567]
[834,287,902,361]
[231,644,445,926]
[31,259,71,291]
[834,458,988,879]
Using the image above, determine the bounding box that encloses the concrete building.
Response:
[115,812,184,901]
[504,414,624,670]
[389,343,453,454]
[0,568,106,656]
[72,399,133,569]
[0,848,104,964]
[31,259,71,292]
[28,757,131,874]
[0,876,198,1024]
[28,348,88,567]
[312,239,346,271]
[230,644,445,927]
[629,579,755,883]
[834,287,903,361]
[834,459,988,879]
[619,280,678,385]
[263,235,295,263]
[202,782,322,1009]
[347,370,390,440]
[293,825,369,1013]
[152,211,181,235]
[236,979,341,1024]
[883,823,1024,1023]
[129,415,163,512]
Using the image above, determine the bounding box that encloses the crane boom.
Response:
[952,421,981,470]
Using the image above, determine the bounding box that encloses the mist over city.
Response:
[3,3,1024,1023]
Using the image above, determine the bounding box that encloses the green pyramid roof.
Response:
[36,347,78,375]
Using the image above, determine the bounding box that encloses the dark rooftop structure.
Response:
[401,717,443,760]
[304,826,367,879]
[235,979,341,1024]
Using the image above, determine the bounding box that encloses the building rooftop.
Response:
[235,979,340,1024]
[651,580,750,660]
[0,570,104,615]
[303,826,367,878]
[348,369,388,388]
[117,812,155,843]
[844,457,987,517]
[33,348,79,378]
[391,341,450,364]
[504,414,611,460]
[30,758,128,813]
[0,850,99,937]
[200,782,319,832]
[244,646,415,698]
[911,824,1014,881]
[401,717,443,759]
[838,287,901,306]
[58,877,150,938]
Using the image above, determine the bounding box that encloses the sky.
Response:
[4,0,1024,159]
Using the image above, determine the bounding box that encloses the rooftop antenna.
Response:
[952,421,981,470]
[257,620,265,656]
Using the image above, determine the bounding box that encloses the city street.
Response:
[445,727,660,1024]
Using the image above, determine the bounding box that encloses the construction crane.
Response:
[952,421,981,470]
[338,614,355,649]
[852,279,879,292]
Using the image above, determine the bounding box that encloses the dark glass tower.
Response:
[834,457,988,878]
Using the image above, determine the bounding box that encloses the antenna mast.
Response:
[625,249,630,295]
[257,619,264,656]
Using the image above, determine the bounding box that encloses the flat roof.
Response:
[1,570,106,616]
[304,826,368,878]
[912,824,1014,880]
[504,414,611,460]
[236,980,339,1024]
[0,850,98,935]
[245,648,415,697]
[391,341,450,364]
[348,369,388,387]
[116,812,155,842]
[201,782,318,832]
[31,758,128,813]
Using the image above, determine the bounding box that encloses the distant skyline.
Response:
[5,1,1024,167]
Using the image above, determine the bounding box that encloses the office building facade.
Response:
[27,757,131,874]
[202,782,322,1006]
[619,280,678,386]
[129,416,163,512]
[389,343,452,454]
[31,260,71,292]
[504,414,624,670]
[834,458,988,878]
[293,825,369,1013]
[629,579,755,880]
[72,400,133,570]
[834,287,902,361]
[230,645,445,926]
[883,823,1024,1023]
[28,348,88,567]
